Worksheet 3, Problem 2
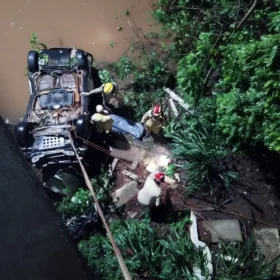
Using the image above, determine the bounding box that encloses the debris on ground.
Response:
[174,173,180,182]
[109,158,119,175]
[112,181,139,207]
[130,161,138,170]
[200,219,243,243]
[122,170,138,181]
[190,212,213,280]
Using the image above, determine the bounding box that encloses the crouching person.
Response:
[91,105,114,135]
[137,172,165,208]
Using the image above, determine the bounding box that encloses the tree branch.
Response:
[203,0,258,86]
[236,0,258,30]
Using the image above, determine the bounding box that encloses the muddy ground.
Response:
[112,144,280,243]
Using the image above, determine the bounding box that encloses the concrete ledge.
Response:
[0,117,97,280]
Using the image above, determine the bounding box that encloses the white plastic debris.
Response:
[190,211,213,280]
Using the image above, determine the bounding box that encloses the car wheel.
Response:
[15,121,34,147]
[76,50,88,70]
[27,51,39,73]
[76,115,90,139]
[87,53,94,64]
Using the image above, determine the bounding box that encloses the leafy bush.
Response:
[176,32,216,103]
[78,217,206,280]
[216,33,280,151]
[111,55,135,80]
[164,163,176,179]
[216,88,265,150]
[118,52,171,119]
[159,226,205,279]
[90,169,115,210]
[98,70,114,84]
[131,52,170,93]
[57,188,94,218]
[171,126,237,198]
[57,169,115,218]
[79,218,278,279]
[215,239,279,280]
[153,0,260,58]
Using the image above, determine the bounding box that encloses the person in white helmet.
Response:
[91,105,114,134]
[137,172,165,208]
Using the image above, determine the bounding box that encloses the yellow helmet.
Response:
[104,83,115,94]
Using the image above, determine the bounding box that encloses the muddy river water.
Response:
[0,0,154,122]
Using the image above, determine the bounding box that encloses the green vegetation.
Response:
[172,127,238,197]
[98,70,114,84]
[57,188,94,219]
[53,1,280,278]
[78,217,278,280]
[78,217,208,280]
[215,239,279,280]
[164,162,176,179]
[57,169,115,218]
[106,0,280,196]
[30,32,47,52]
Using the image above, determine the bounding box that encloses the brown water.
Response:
[0,0,154,122]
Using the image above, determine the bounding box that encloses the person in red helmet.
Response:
[137,172,165,207]
[141,105,166,135]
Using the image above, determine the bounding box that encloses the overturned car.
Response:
[15,48,95,167]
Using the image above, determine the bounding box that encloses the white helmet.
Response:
[96,105,104,113]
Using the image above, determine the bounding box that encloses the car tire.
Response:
[76,50,88,70]
[76,115,90,139]
[15,121,34,147]
[87,53,94,64]
[27,51,39,73]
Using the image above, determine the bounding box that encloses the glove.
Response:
[81,92,89,96]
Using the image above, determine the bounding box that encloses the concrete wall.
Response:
[0,117,98,280]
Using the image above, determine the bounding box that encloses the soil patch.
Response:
[113,148,280,241]
[189,153,280,238]
[113,157,188,221]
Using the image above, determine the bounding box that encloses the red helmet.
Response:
[154,172,165,182]
[153,105,161,116]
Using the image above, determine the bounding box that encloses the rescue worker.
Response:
[141,105,166,135]
[137,172,165,208]
[81,82,123,109]
[91,105,114,134]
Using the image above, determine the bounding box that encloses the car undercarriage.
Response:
[15,48,94,167]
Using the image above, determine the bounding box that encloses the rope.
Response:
[68,132,132,280]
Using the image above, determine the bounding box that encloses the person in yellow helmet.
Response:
[81,82,123,109]
[91,104,114,134]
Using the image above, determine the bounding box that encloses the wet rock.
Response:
[254,228,280,270]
